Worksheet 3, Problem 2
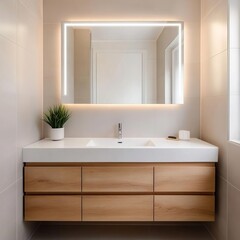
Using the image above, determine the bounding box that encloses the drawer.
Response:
[82,195,153,221]
[154,164,215,193]
[154,195,215,221]
[24,167,81,193]
[24,195,81,221]
[82,166,153,192]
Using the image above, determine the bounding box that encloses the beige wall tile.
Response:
[201,95,228,178]
[0,0,17,42]
[19,0,43,19]
[17,2,41,53]
[201,0,228,59]
[184,62,200,99]
[43,24,61,112]
[0,36,17,192]
[16,47,43,179]
[228,142,240,190]
[228,185,240,240]
[0,184,17,240]
[16,178,39,240]
[202,51,228,97]
[205,177,227,240]
[201,0,222,19]
[43,24,61,80]
[201,96,228,139]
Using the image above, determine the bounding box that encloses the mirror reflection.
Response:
[62,22,184,104]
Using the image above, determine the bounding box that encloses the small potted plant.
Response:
[43,104,71,141]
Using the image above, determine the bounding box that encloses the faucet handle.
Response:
[118,123,122,141]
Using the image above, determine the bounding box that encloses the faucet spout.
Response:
[118,123,122,140]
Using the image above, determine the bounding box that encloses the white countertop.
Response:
[23,138,218,163]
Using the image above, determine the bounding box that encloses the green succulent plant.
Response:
[43,105,71,128]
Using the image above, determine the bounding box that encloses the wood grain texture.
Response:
[24,167,81,193]
[154,195,215,221]
[154,164,215,193]
[82,195,153,221]
[24,195,81,221]
[82,166,153,192]
[23,163,216,222]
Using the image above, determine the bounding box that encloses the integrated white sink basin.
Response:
[86,138,156,147]
[23,138,218,163]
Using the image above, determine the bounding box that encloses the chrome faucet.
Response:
[118,123,122,140]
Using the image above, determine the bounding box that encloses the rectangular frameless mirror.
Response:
[61,22,184,104]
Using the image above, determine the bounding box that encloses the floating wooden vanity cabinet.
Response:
[82,195,153,221]
[154,163,215,193]
[81,166,154,221]
[82,166,153,193]
[154,195,214,221]
[25,195,81,221]
[24,166,82,221]
[24,163,215,222]
[24,166,82,193]
[153,163,215,221]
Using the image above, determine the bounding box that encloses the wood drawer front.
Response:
[24,195,81,221]
[154,164,215,193]
[154,195,215,221]
[24,167,81,193]
[82,166,153,192]
[82,195,153,221]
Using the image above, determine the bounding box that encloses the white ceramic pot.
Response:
[50,128,64,141]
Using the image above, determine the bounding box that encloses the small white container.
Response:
[50,128,64,141]
[179,130,190,140]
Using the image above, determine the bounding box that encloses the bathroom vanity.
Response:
[23,138,218,222]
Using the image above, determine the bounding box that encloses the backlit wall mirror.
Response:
[61,22,184,104]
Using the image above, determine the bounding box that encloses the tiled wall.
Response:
[0,0,43,239]
[43,0,201,138]
[201,0,240,239]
